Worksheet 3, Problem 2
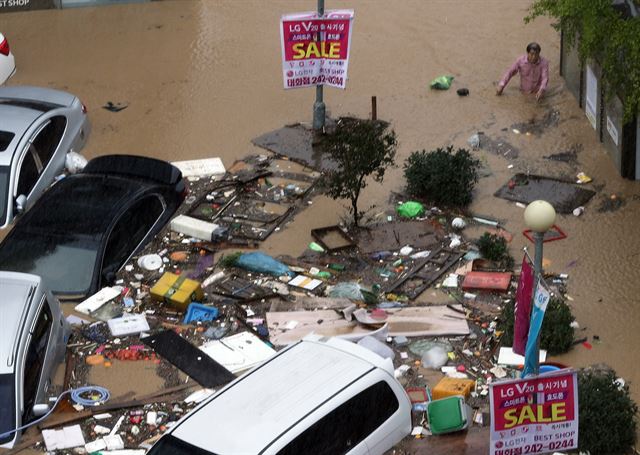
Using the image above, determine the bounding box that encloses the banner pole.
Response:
[312,0,326,131]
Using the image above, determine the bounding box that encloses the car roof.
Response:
[0,272,41,375]
[0,86,76,108]
[16,173,152,236]
[170,336,386,454]
[0,105,43,166]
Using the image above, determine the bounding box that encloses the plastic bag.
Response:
[235,252,292,277]
[397,201,425,218]
[328,282,364,300]
[421,346,449,369]
[430,75,454,90]
[65,151,88,174]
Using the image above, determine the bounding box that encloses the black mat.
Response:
[494,174,596,214]
[143,330,235,388]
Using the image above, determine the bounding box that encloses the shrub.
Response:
[404,146,479,207]
[577,365,638,454]
[477,232,514,268]
[499,296,574,356]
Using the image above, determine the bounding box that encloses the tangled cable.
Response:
[0,385,110,440]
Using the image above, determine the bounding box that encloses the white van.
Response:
[148,335,412,455]
[0,272,70,448]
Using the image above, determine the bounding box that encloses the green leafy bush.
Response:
[577,365,638,454]
[404,146,479,207]
[477,232,513,268]
[499,296,574,356]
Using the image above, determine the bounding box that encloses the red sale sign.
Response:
[489,370,579,455]
[280,10,354,89]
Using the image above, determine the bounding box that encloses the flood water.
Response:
[3,0,640,443]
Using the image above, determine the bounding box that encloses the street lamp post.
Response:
[523,200,556,376]
[312,0,326,131]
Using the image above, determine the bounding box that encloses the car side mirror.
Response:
[103,271,116,285]
[15,194,27,214]
[32,404,50,417]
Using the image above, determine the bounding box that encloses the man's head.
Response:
[526,42,541,63]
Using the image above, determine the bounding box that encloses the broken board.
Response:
[494,174,595,214]
[142,330,235,388]
[266,305,469,346]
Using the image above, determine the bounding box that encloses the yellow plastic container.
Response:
[150,272,204,312]
[432,377,475,401]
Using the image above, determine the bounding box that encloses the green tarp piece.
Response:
[397,201,425,218]
[430,75,454,90]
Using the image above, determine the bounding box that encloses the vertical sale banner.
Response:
[280,10,354,89]
[490,370,579,455]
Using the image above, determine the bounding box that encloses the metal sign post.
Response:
[312,0,326,131]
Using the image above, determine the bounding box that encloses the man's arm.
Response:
[497,57,521,95]
[536,59,549,100]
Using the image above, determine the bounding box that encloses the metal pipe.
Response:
[312,0,326,131]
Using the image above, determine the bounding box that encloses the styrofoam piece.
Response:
[107,314,150,337]
[172,157,226,177]
[170,215,219,241]
[497,347,547,366]
[200,331,277,374]
[75,287,120,315]
[42,425,86,451]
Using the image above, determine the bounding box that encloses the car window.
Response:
[16,147,40,198]
[0,166,8,224]
[0,131,14,152]
[147,434,218,455]
[31,116,67,169]
[275,381,400,455]
[0,374,16,445]
[22,301,52,424]
[0,230,99,295]
[102,195,165,278]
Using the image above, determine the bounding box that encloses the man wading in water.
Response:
[496,42,549,101]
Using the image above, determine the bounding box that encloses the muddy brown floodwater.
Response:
[3,0,640,448]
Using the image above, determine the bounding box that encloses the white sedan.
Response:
[0,33,16,84]
[0,86,90,228]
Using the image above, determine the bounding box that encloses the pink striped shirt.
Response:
[499,55,549,95]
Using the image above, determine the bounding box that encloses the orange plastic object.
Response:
[432,377,476,401]
[86,354,105,366]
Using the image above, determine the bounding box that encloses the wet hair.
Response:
[527,42,541,53]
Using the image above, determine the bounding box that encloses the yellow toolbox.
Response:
[150,272,205,312]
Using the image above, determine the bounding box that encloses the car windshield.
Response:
[147,435,218,455]
[0,374,15,445]
[0,166,8,225]
[0,230,100,295]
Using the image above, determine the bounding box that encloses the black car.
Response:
[0,154,185,301]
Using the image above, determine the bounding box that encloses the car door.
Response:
[17,116,67,208]
[100,194,166,286]
[21,298,53,424]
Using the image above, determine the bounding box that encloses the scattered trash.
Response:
[102,101,128,112]
[576,172,592,184]
[573,206,585,217]
[42,425,86,451]
[107,314,150,337]
[430,75,454,90]
[150,272,205,311]
[137,254,163,271]
[235,252,293,277]
[397,201,425,218]
[456,88,469,96]
[65,151,88,174]
[451,217,466,229]
[183,303,219,324]
[421,346,449,369]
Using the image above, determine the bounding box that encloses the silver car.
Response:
[0,86,90,228]
[0,272,70,449]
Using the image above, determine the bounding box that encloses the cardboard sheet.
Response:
[266,305,469,346]
[200,331,276,374]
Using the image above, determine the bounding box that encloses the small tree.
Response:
[321,118,397,227]
[404,146,480,207]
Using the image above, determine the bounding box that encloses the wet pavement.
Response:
[2,0,640,451]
